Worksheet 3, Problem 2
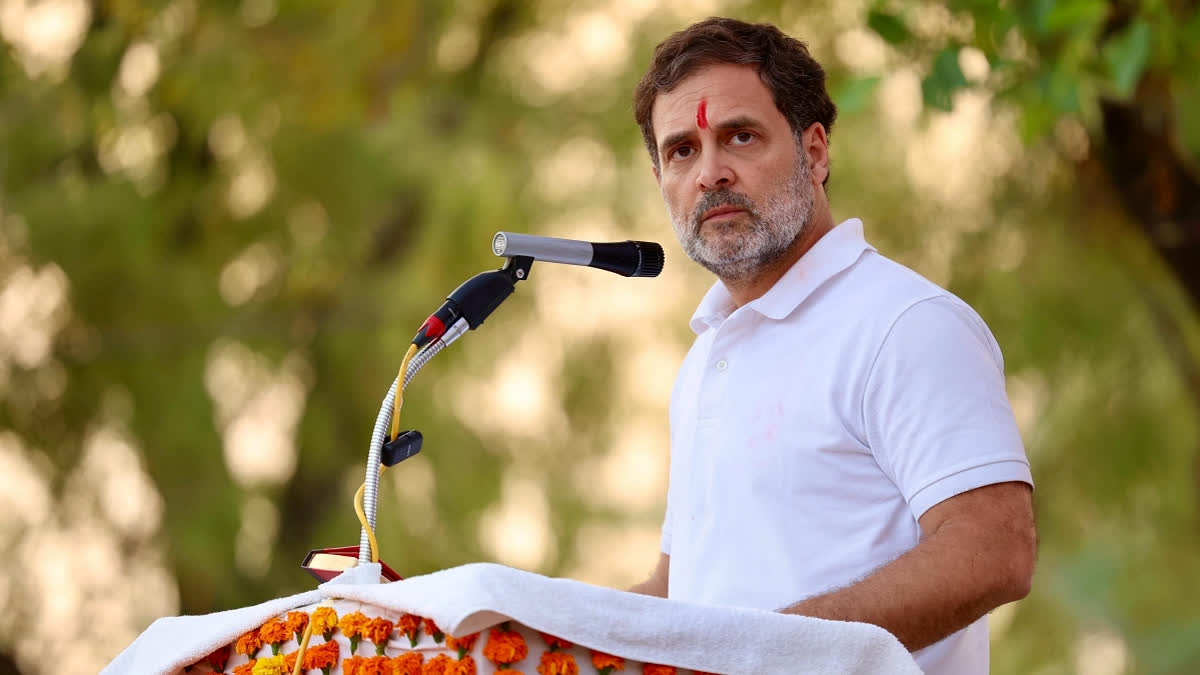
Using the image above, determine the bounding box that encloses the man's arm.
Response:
[781,481,1035,651]
[628,552,670,597]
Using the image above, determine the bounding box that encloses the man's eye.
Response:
[731,132,755,145]
[669,146,694,160]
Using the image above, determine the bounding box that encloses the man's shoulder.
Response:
[835,249,964,314]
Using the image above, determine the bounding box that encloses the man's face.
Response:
[651,63,815,282]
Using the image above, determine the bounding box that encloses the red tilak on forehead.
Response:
[696,99,708,129]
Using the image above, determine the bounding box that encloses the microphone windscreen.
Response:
[631,241,665,277]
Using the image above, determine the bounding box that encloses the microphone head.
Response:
[630,240,665,277]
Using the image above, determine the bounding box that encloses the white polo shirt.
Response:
[662,218,1032,675]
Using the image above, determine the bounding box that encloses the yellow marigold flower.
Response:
[537,652,579,675]
[590,651,625,672]
[422,653,454,675]
[311,606,339,641]
[641,666,677,675]
[251,654,287,675]
[450,655,478,675]
[482,627,528,666]
[390,652,425,675]
[366,616,395,654]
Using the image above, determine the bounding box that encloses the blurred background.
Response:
[1,0,1199,673]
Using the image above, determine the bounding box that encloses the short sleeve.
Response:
[863,296,1033,520]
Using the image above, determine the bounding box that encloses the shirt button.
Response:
[716,359,728,371]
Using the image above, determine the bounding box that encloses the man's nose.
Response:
[696,147,735,191]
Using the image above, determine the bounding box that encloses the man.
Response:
[626,18,1036,674]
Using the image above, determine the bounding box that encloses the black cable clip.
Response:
[382,430,423,467]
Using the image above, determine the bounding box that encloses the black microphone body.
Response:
[492,232,664,278]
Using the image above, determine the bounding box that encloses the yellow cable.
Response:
[290,615,316,675]
[356,343,420,564]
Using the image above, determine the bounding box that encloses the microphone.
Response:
[492,232,665,278]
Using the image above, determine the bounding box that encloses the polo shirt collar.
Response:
[689,218,874,334]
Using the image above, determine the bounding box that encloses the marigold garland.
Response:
[590,651,625,673]
[366,616,396,655]
[446,631,480,659]
[303,639,340,675]
[286,611,310,643]
[424,618,445,643]
[422,653,455,675]
[343,656,367,675]
[340,611,371,654]
[232,661,256,675]
[203,644,231,671]
[494,670,525,675]
[538,633,573,652]
[398,613,422,647]
[259,617,292,655]
[482,626,528,666]
[235,629,264,658]
[251,654,287,675]
[640,666,676,675]
[311,606,339,642]
[391,651,425,675]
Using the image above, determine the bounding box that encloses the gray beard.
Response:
[667,154,815,284]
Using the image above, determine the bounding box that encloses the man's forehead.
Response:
[650,64,775,135]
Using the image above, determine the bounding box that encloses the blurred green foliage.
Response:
[1,1,1199,674]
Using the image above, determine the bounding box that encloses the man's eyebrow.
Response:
[712,115,764,131]
[658,129,695,156]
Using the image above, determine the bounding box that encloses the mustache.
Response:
[691,189,757,230]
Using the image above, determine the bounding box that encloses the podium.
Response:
[102,562,921,675]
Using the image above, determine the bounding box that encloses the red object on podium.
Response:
[301,546,404,583]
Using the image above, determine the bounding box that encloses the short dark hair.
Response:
[633,17,837,174]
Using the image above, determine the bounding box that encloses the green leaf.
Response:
[832,76,881,115]
[867,9,911,45]
[1103,19,1151,97]
[921,48,969,111]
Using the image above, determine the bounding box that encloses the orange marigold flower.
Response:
[446,632,480,658]
[390,652,425,675]
[360,655,390,675]
[367,616,395,654]
[233,661,256,675]
[341,611,371,654]
[590,651,624,671]
[283,651,299,673]
[236,629,264,657]
[311,606,339,641]
[344,656,368,675]
[303,639,341,674]
[286,611,309,642]
[539,633,573,651]
[482,627,528,666]
[450,655,478,675]
[422,653,454,675]
[397,613,422,646]
[259,617,292,654]
[641,666,676,675]
[424,618,444,643]
[494,671,525,675]
[537,652,579,675]
[204,644,231,670]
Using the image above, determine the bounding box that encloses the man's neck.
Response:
[722,209,835,307]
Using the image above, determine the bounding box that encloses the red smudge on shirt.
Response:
[696,99,708,129]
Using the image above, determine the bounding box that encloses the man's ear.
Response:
[652,164,661,186]
[803,122,830,187]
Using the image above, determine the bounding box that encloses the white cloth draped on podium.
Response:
[103,562,921,675]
